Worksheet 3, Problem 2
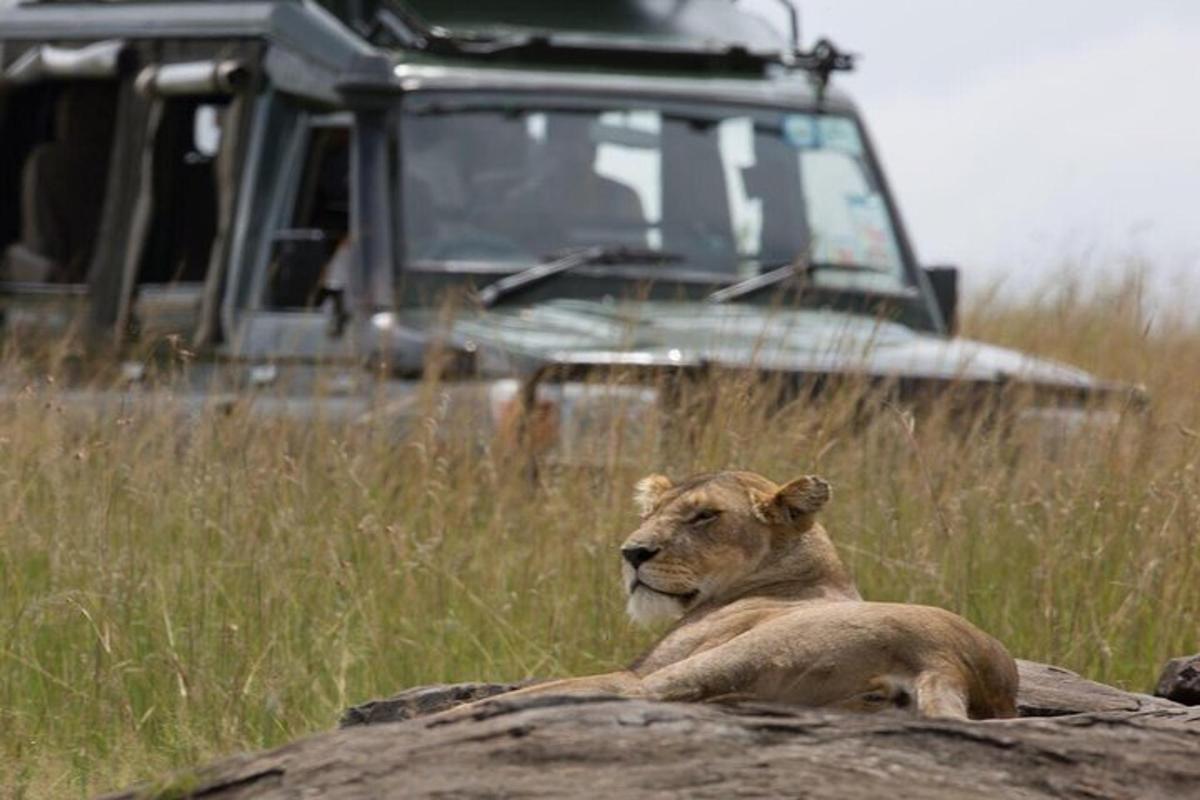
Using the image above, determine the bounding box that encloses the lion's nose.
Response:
[621,546,660,568]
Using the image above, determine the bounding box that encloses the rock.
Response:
[108,660,1198,800]
[107,693,1200,800]
[333,660,1179,728]
[1016,659,1180,716]
[1155,654,1200,706]
[338,681,526,727]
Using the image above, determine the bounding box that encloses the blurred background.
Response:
[748,0,1200,299]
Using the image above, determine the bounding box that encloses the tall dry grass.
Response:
[2,278,1198,797]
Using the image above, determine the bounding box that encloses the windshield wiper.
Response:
[478,245,683,308]
[707,258,890,304]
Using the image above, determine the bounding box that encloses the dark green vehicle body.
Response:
[0,0,1134,445]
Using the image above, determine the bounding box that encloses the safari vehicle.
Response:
[0,0,1135,452]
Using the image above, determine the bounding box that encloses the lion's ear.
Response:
[634,474,674,517]
[753,475,831,526]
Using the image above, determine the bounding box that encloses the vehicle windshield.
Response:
[398,93,909,294]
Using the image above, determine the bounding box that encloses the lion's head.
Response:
[620,470,854,626]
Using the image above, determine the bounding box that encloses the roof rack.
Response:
[358,0,776,75]
[356,0,854,86]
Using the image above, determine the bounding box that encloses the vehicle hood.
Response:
[412,299,1126,395]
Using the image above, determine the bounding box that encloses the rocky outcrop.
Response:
[1155,653,1200,706]
[107,661,1198,800]
[338,680,526,727]
[329,660,1181,728]
[1014,660,1181,716]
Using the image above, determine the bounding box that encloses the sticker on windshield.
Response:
[848,194,900,269]
[817,117,863,156]
[782,114,818,149]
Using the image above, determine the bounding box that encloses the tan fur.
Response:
[441,471,1019,721]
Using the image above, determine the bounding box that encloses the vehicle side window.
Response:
[136,98,225,285]
[0,80,118,285]
[263,124,350,311]
[120,96,241,341]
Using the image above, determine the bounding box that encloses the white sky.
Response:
[748,0,1200,297]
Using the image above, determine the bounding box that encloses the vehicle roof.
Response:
[0,0,365,49]
[3,0,789,54]
[0,0,853,110]
[0,0,385,103]
[404,0,789,58]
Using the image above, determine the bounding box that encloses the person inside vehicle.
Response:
[403,114,532,262]
[502,114,645,256]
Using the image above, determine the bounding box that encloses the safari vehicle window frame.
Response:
[247,110,352,316]
[392,90,930,308]
[122,93,236,342]
[224,105,365,364]
[0,71,127,340]
[0,76,122,288]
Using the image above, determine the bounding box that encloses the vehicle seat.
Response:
[3,84,115,283]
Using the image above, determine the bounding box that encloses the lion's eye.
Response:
[690,509,720,525]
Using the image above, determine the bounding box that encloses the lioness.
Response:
[446,471,1018,720]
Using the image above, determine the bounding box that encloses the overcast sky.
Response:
[749,0,1200,297]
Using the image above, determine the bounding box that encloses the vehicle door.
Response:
[222,104,381,410]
